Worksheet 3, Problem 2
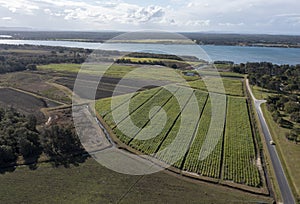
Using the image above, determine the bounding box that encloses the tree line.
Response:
[0,108,84,167]
[231,62,299,142]
[115,57,192,69]
[0,44,91,74]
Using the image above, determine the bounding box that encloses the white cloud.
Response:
[0,0,299,33]
[186,20,210,27]
[125,5,165,23]
[218,22,245,27]
[272,13,300,26]
[0,0,39,14]
[1,17,12,20]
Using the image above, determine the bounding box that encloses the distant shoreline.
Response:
[1,30,300,48]
[1,38,300,49]
[1,40,299,65]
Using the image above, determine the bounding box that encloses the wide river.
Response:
[0,39,299,65]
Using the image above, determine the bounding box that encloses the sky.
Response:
[0,0,299,34]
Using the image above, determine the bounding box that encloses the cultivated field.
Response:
[188,77,244,96]
[96,79,265,189]
[0,88,51,121]
[0,71,71,104]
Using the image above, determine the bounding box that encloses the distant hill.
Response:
[0,27,33,31]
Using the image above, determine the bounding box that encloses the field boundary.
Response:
[96,108,271,196]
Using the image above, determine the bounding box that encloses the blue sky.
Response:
[0,0,299,34]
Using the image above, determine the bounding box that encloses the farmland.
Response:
[38,63,199,82]
[188,77,244,96]
[0,87,56,122]
[223,96,260,187]
[0,71,71,104]
[96,78,265,190]
[0,61,265,193]
[0,44,283,203]
[0,158,272,204]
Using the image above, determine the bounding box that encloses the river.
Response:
[0,39,299,65]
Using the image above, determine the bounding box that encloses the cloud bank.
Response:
[0,0,299,34]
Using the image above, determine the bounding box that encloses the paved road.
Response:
[246,79,295,204]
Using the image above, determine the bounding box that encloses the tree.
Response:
[0,108,41,165]
[285,102,300,114]
[26,114,37,131]
[25,64,37,70]
[0,145,16,165]
[18,132,40,158]
[286,128,300,143]
[272,110,280,122]
[41,125,82,159]
[290,112,300,123]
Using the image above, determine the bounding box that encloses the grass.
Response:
[121,57,202,66]
[0,49,50,54]
[38,63,198,82]
[38,63,135,78]
[251,85,276,100]
[188,77,244,96]
[108,39,196,44]
[198,70,245,78]
[0,158,272,203]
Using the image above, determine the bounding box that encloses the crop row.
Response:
[223,96,260,187]
[102,87,162,128]
[129,88,206,156]
[183,93,226,178]
[114,85,179,144]
[96,86,261,187]
[155,90,208,168]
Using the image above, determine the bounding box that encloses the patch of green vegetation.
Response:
[38,63,198,82]
[188,77,244,96]
[251,85,275,100]
[121,57,201,66]
[97,81,261,188]
[223,97,260,187]
[0,49,50,54]
[40,87,71,104]
[198,70,245,78]
[0,158,272,203]
[38,63,82,73]
[183,96,223,178]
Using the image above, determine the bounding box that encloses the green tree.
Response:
[285,101,300,114]
[26,114,37,131]
[0,145,16,165]
[290,112,300,123]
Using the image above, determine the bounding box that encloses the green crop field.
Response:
[188,77,244,96]
[183,94,225,178]
[223,96,260,187]
[38,63,198,82]
[96,79,263,188]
